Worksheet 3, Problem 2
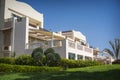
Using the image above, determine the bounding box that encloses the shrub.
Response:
[0,64,62,72]
[31,47,61,66]
[0,57,15,64]
[15,55,33,65]
[112,59,120,64]
[0,64,13,72]
[60,59,102,68]
[44,48,55,55]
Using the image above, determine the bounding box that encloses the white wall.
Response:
[13,17,29,55]
[53,39,93,60]
[0,0,5,56]
[4,0,43,28]
[52,40,67,59]
[73,30,86,42]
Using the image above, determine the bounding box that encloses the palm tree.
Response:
[103,39,120,60]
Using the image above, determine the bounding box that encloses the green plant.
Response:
[112,59,120,64]
[31,47,44,66]
[0,64,62,72]
[44,48,55,55]
[60,59,102,68]
[11,51,16,58]
[31,47,61,66]
[45,48,61,66]
[15,55,33,65]
[0,57,15,64]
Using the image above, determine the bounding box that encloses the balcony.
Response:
[68,40,75,48]
[26,39,93,54]
[68,40,93,53]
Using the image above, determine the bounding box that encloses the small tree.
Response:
[31,47,44,66]
[31,47,61,66]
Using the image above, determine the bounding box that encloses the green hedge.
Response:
[0,57,102,68]
[112,60,120,64]
[0,63,62,72]
[60,59,102,68]
[0,57,15,64]
[15,55,33,65]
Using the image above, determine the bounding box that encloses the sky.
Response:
[18,0,120,51]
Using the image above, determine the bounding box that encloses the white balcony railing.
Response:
[68,41,75,48]
[84,46,92,53]
[68,40,93,53]
[26,40,93,53]
[77,44,83,50]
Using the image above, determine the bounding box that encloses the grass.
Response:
[0,64,120,80]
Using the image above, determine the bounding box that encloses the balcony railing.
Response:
[68,41,75,48]
[84,46,92,53]
[26,40,93,53]
[77,43,83,50]
[68,40,93,53]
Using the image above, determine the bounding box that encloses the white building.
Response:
[0,0,98,60]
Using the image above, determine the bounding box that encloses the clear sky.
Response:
[18,0,120,51]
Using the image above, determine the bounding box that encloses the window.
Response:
[77,55,83,60]
[85,56,92,60]
[68,53,75,60]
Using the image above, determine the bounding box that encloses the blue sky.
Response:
[18,0,120,51]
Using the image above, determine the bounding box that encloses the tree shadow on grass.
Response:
[14,69,120,80]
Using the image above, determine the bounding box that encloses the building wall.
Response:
[24,39,93,60]
[0,0,5,56]
[4,0,43,20]
[52,39,93,60]
[52,40,67,59]
[0,0,44,57]
[13,17,29,56]
[73,30,86,42]
[62,30,86,42]
[4,0,43,28]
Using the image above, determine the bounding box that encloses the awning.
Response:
[29,29,65,41]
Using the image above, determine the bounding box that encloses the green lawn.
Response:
[0,64,120,80]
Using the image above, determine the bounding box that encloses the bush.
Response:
[60,59,102,68]
[15,55,33,65]
[0,57,15,64]
[0,64,62,72]
[112,59,120,64]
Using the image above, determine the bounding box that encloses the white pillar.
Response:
[25,17,29,47]
[75,53,77,60]
[51,32,54,47]
[83,55,85,60]
[11,17,17,53]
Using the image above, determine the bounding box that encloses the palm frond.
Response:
[103,48,115,58]
[109,40,116,55]
[115,39,120,59]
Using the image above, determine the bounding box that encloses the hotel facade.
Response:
[0,0,98,60]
